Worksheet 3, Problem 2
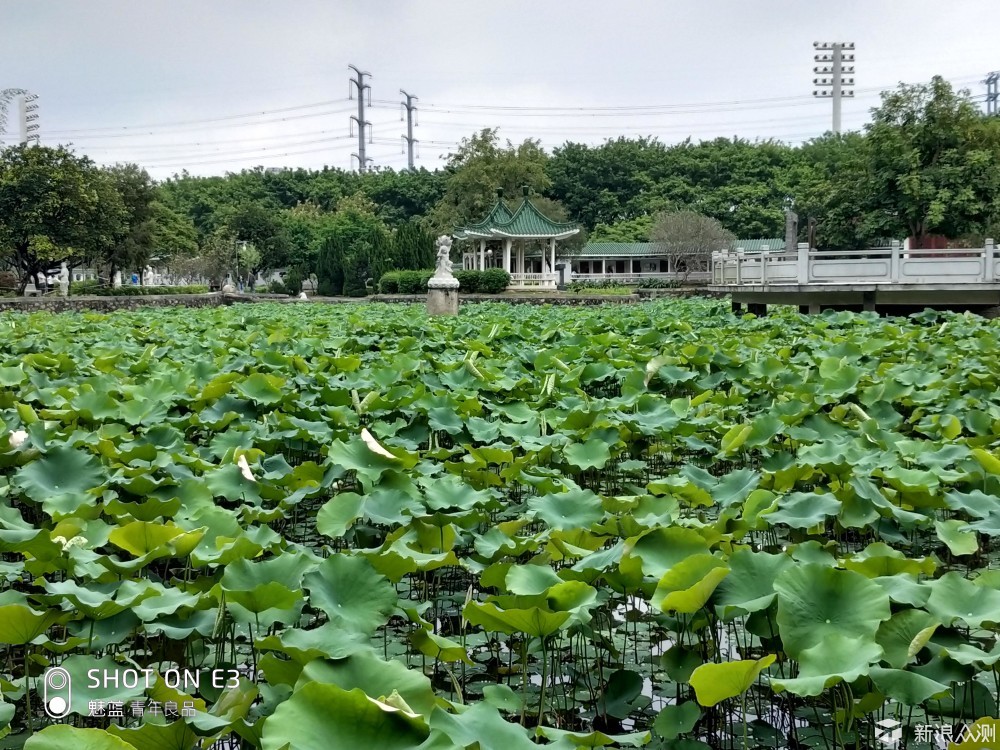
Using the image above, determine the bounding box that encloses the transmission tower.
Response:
[348,64,372,171]
[812,42,855,134]
[399,90,418,170]
[986,72,999,116]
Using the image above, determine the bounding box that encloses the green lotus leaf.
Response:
[868,667,951,705]
[12,445,105,514]
[235,372,286,404]
[527,488,604,531]
[621,527,711,579]
[689,654,775,707]
[652,554,729,614]
[256,621,368,665]
[599,669,646,720]
[875,609,939,668]
[563,439,612,470]
[934,519,979,556]
[107,719,201,749]
[661,644,703,683]
[505,564,563,595]
[774,564,891,657]
[303,554,397,637]
[24,726,136,750]
[295,650,436,716]
[926,571,1000,628]
[410,628,472,664]
[316,487,422,539]
[108,520,205,559]
[714,549,792,620]
[843,542,936,578]
[463,600,570,637]
[653,701,700,739]
[764,491,841,529]
[872,574,931,607]
[0,597,60,644]
[56,654,148,714]
[533,726,651,747]
[941,639,1000,666]
[971,448,1000,475]
[425,702,536,749]
[326,437,417,488]
[770,635,882,697]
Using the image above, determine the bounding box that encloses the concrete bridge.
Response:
[709,240,1000,315]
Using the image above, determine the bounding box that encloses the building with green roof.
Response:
[455,188,580,289]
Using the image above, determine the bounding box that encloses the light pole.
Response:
[812,42,855,134]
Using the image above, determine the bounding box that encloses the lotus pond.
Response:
[1,299,1000,749]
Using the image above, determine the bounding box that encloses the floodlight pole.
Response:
[812,42,855,134]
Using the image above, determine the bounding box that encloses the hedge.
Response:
[378,268,510,295]
[70,282,210,296]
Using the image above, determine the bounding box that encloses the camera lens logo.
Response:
[43,667,71,719]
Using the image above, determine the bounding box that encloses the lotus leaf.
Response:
[774,564,890,657]
[689,654,775,706]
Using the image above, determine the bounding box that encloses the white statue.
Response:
[144,265,154,285]
[113,271,122,288]
[58,262,69,297]
[434,235,455,278]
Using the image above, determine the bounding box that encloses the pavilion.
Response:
[454,187,580,290]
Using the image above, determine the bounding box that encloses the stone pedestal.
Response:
[427,277,459,316]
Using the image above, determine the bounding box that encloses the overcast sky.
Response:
[2,1,998,180]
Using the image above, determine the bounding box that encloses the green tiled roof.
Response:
[456,190,579,240]
[574,239,786,258]
[729,238,786,252]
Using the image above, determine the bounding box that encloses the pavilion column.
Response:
[549,238,556,275]
[517,242,524,275]
[503,239,512,274]
[479,240,486,271]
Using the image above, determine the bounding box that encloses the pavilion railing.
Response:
[508,272,558,289]
[712,240,1000,286]
[569,271,710,284]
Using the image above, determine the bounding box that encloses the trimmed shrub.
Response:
[378,271,401,294]
[454,270,480,293]
[479,268,511,294]
[71,284,212,296]
[397,270,434,294]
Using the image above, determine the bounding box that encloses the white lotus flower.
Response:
[361,428,395,459]
[8,430,28,449]
[237,454,256,482]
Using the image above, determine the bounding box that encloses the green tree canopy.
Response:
[430,129,550,231]
[0,145,126,291]
[861,76,1000,247]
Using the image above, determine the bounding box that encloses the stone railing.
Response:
[509,272,558,289]
[712,240,1000,286]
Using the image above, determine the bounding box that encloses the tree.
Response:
[391,221,435,270]
[862,76,1000,247]
[0,145,126,292]
[221,201,292,271]
[102,163,157,279]
[316,235,343,296]
[342,226,391,297]
[199,230,238,288]
[649,210,735,282]
[589,215,655,243]
[149,202,199,260]
[430,128,550,231]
